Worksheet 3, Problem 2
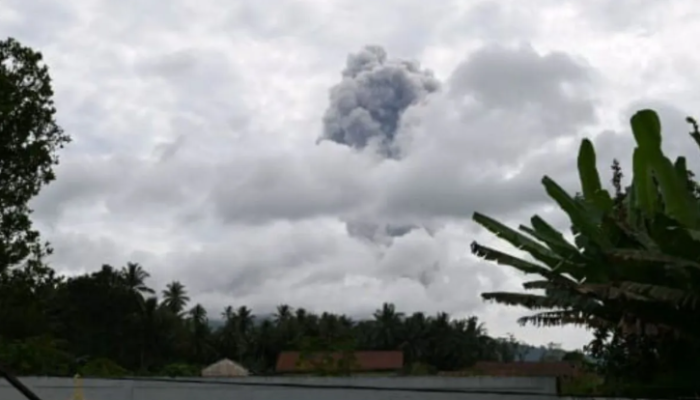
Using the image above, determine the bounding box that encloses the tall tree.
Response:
[273,304,292,324]
[187,304,210,363]
[120,262,154,296]
[137,296,162,371]
[0,37,71,272]
[372,303,404,350]
[162,281,189,315]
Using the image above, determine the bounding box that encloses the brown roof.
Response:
[442,361,579,377]
[276,351,403,373]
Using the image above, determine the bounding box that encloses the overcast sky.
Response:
[3,0,699,350]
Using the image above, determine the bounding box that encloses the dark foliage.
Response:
[0,37,71,273]
[0,262,528,376]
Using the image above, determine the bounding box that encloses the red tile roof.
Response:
[276,351,403,373]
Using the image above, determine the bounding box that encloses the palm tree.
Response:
[217,305,237,359]
[222,305,234,322]
[138,296,161,370]
[249,319,277,373]
[293,308,310,339]
[162,281,190,316]
[401,312,429,364]
[95,264,122,287]
[120,262,154,296]
[424,312,455,368]
[188,304,210,363]
[274,304,292,325]
[372,303,404,350]
[189,304,207,325]
[338,315,354,330]
[294,307,307,323]
[319,312,344,341]
[232,306,255,362]
[235,306,255,333]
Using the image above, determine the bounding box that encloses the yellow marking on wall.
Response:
[69,374,84,400]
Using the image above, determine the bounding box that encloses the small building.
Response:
[201,358,250,377]
[275,351,403,375]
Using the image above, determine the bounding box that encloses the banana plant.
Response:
[629,110,700,226]
[472,109,700,338]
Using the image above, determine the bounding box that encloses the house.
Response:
[201,358,250,377]
[439,361,580,378]
[275,351,403,375]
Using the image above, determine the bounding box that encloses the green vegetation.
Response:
[0,263,526,376]
[0,37,70,275]
[295,336,360,376]
[472,109,700,396]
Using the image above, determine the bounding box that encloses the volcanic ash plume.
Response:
[320,45,440,158]
[345,220,417,245]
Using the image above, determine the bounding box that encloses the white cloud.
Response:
[4,0,700,349]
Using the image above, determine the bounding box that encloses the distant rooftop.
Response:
[276,351,403,373]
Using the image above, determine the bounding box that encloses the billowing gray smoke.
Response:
[320,45,440,158]
[345,220,416,245]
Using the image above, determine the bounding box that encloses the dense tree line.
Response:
[0,262,535,376]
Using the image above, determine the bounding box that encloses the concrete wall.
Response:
[1,376,559,400]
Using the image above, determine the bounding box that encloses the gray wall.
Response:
[2,376,558,400]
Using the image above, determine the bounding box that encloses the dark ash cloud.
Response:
[320,45,440,158]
